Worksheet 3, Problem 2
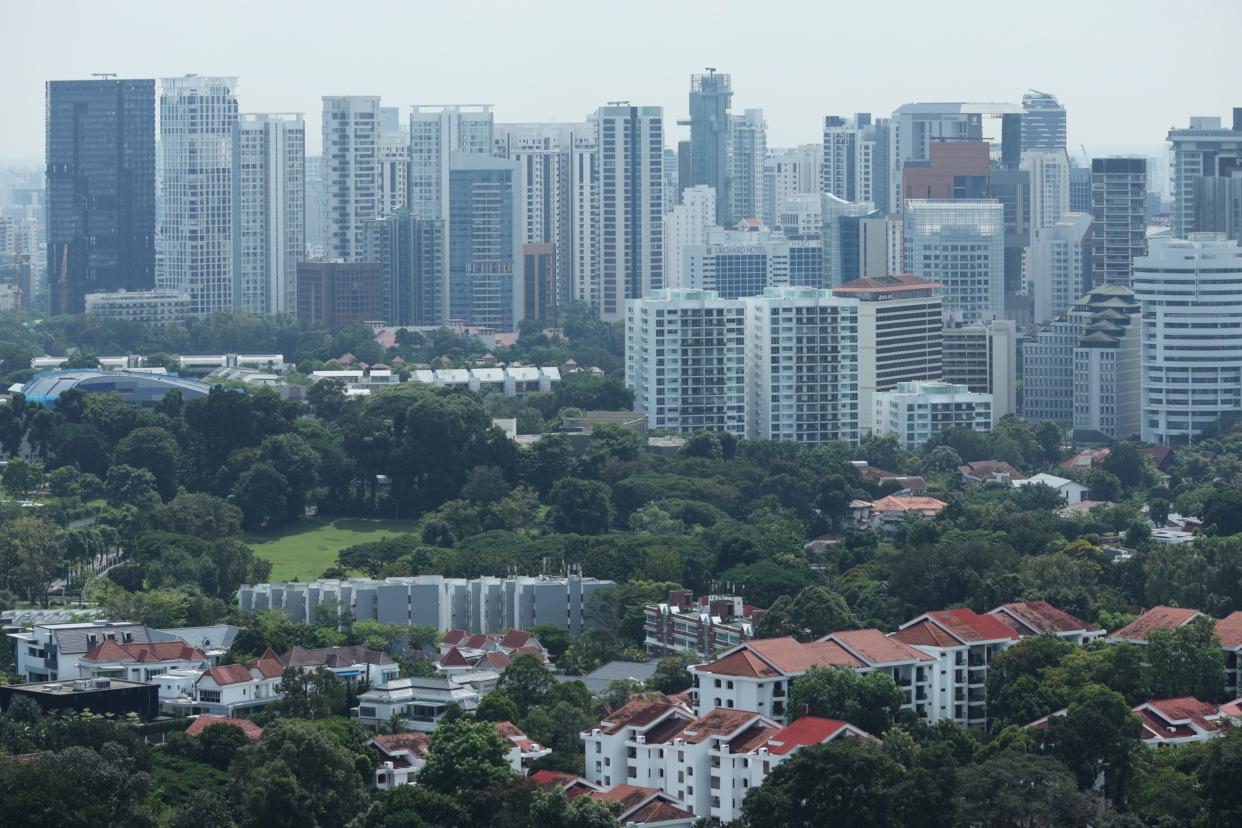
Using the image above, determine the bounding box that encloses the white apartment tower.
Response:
[1021,149,1071,233]
[231,113,305,316]
[822,115,875,204]
[1134,235,1242,445]
[763,144,821,227]
[904,199,1005,323]
[873,381,994,450]
[744,287,860,445]
[729,109,766,223]
[596,105,664,321]
[378,129,409,217]
[322,96,380,261]
[625,289,745,436]
[1030,212,1091,324]
[408,105,495,221]
[158,75,238,316]
[1167,113,1242,237]
[1073,292,1141,443]
[664,185,716,289]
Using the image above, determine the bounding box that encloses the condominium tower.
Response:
[904,199,1005,322]
[1167,112,1242,237]
[1020,91,1067,151]
[686,72,732,225]
[322,96,380,261]
[1090,157,1147,286]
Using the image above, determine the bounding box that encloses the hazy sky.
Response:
[5,0,1241,162]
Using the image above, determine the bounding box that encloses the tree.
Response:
[1147,615,1227,701]
[233,463,289,530]
[787,666,904,736]
[114,426,180,501]
[547,478,614,535]
[1198,727,1242,828]
[257,433,321,521]
[2,458,44,499]
[680,431,723,460]
[152,493,244,540]
[738,738,903,828]
[1102,442,1148,490]
[475,693,520,723]
[230,718,370,828]
[460,465,511,505]
[496,653,557,717]
[62,350,101,369]
[985,635,1075,727]
[416,717,512,798]
[957,749,1093,828]
[274,667,348,719]
[105,464,161,510]
[0,515,65,607]
[521,433,574,497]
[1204,486,1242,536]
[1036,683,1142,801]
[647,654,694,694]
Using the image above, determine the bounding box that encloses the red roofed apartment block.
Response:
[988,601,1104,645]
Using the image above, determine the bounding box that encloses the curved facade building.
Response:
[1134,235,1242,444]
[21,369,213,408]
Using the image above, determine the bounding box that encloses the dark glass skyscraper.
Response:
[45,79,155,315]
[687,71,732,225]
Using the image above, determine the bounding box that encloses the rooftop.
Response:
[1109,606,1202,643]
[990,601,1098,636]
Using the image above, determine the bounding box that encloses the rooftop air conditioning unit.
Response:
[71,680,88,691]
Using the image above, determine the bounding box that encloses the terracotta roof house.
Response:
[959,460,1027,484]
[279,645,398,684]
[184,716,264,740]
[78,641,210,683]
[1133,698,1233,746]
[153,649,285,718]
[865,495,948,533]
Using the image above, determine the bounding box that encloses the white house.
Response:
[77,640,210,683]
[371,721,550,789]
[154,651,285,717]
[353,675,480,732]
[278,644,399,685]
[1011,472,1089,504]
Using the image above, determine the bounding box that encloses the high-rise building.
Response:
[595,105,664,321]
[322,96,380,262]
[1030,212,1091,324]
[493,123,597,305]
[45,78,156,315]
[1090,157,1147,286]
[408,105,495,221]
[1020,91,1067,151]
[447,152,523,329]
[158,76,238,316]
[1068,165,1092,214]
[904,199,1005,322]
[943,319,1017,424]
[834,274,943,435]
[822,115,876,205]
[774,194,824,288]
[822,194,874,286]
[901,141,990,204]
[763,144,821,227]
[625,288,746,436]
[232,113,304,316]
[1193,173,1242,241]
[296,260,383,328]
[892,102,1024,168]
[1167,111,1242,237]
[683,221,790,298]
[729,109,766,222]
[664,185,716,289]
[858,215,904,278]
[523,242,556,323]
[743,286,860,445]
[1073,288,1140,443]
[1135,235,1242,445]
[873,381,993,450]
[686,72,732,225]
[364,209,443,325]
[1021,149,1070,232]
[378,130,409,217]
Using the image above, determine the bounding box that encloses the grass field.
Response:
[245,517,421,582]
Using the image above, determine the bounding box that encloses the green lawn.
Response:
[245,517,421,582]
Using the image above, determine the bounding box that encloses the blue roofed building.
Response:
[18,369,214,408]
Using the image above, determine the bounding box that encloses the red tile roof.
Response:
[892,620,960,648]
[82,640,207,664]
[252,654,285,679]
[493,721,542,753]
[834,273,943,293]
[371,732,431,758]
[441,629,469,647]
[762,716,852,754]
[871,495,947,515]
[202,663,255,686]
[726,722,781,753]
[989,601,1098,636]
[499,630,534,649]
[600,700,685,735]
[623,800,696,824]
[696,648,781,678]
[928,609,1021,643]
[1214,612,1242,649]
[959,460,1027,481]
[440,646,470,668]
[184,716,263,740]
[676,709,768,744]
[1134,698,1226,742]
[1109,606,1202,642]
[823,629,935,665]
[745,638,863,673]
[484,651,511,669]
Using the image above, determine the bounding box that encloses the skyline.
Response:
[4,0,1242,163]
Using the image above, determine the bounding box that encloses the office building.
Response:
[158,76,238,316]
[1030,212,1092,324]
[1073,287,1141,443]
[1021,91,1067,151]
[776,195,826,288]
[1022,149,1070,232]
[664,185,716,289]
[1022,283,1136,428]
[683,221,789,298]
[901,141,990,204]
[1091,157,1147,286]
[729,109,766,222]
[1069,165,1092,214]
[1167,111,1242,237]
[523,242,556,322]
[892,102,1024,169]
[364,209,443,325]
[1134,235,1242,445]
[447,152,523,329]
[857,215,904,278]
[763,144,821,227]
[322,96,380,262]
[834,274,943,434]
[1193,173,1242,240]
[822,193,874,286]
[686,71,732,225]
[595,104,664,321]
[84,289,191,326]
[45,78,155,315]
[377,129,409,217]
[624,288,746,436]
[494,123,598,306]
[238,574,615,635]
[232,113,304,316]
[904,199,1005,322]
[822,114,876,205]
[296,260,383,328]
[873,381,993,449]
[943,319,1017,424]
[408,105,494,221]
[743,286,860,444]
[305,155,325,258]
